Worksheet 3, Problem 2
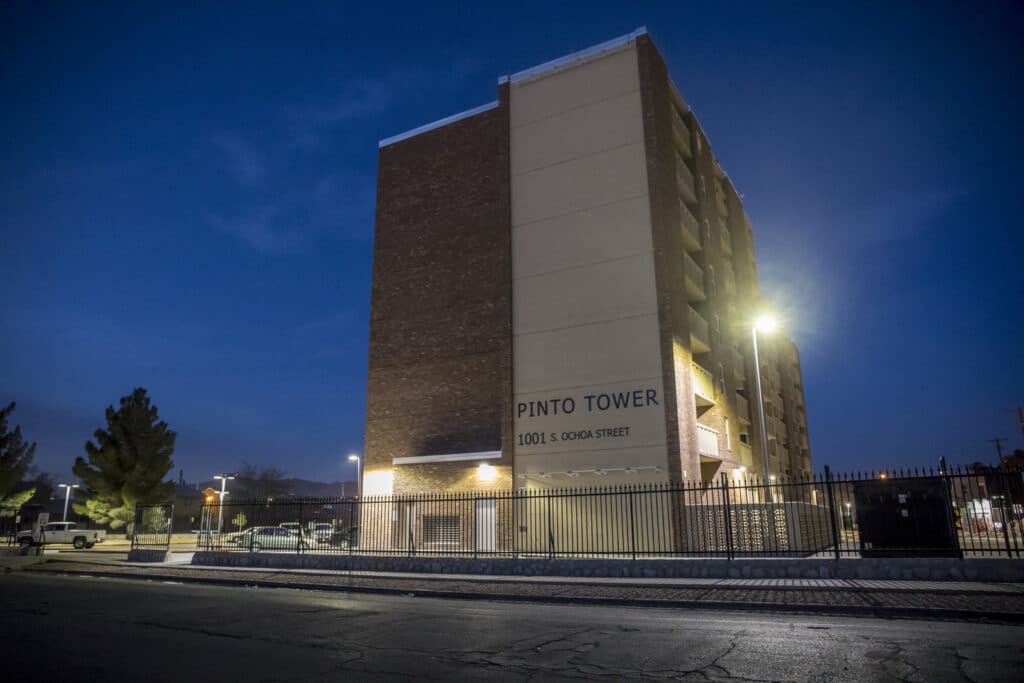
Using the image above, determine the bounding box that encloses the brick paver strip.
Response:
[21,559,1024,622]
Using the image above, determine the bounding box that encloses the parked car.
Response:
[234,526,310,552]
[225,527,253,545]
[278,522,334,544]
[18,522,106,549]
[309,523,334,543]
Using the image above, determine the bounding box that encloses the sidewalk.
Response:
[10,553,1024,622]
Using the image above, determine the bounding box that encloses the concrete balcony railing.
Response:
[735,393,750,423]
[673,113,692,158]
[760,363,781,390]
[679,201,700,252]
[688,306,711,354]
[731,347,745,377]
[677,159,697,205]
[692,362,715,407]
[684,252,705,302]
[697,423,719,458]
[718,218,733,255]
[739,442,754,468]
[721,260,737,297]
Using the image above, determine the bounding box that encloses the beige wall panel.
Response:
[515,446,669,477]
[514,253,659,336]
[512,196,653,279]
[511,142,648,227]
[514,315,663,394]
[510,46,640,127]
[511,90,644,174]
[510,42,668,481]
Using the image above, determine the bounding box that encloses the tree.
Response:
[0,402,37,508]
[72,388,176,532]
[231,511,247,530]
[236,461,291,499]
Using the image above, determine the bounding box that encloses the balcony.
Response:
[768,416,786,441]
[735,393,750,423]
[718,218,733,255]
[760,363,781,390]
[739,442,753,467]
[688,306,711,353]
[697,423,719,458]
[684,252,705,302]
[692,362,715,407]
[721,260,737,297]
[677,160,697,205]
[673,112,692,158]
[679,201,700,252]
[715,187,728,216]
[731,348,745,377]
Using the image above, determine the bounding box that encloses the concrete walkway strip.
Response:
[13,555,1024,595]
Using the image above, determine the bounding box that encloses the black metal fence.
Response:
[184,464,1024,560]
[131,504,174,549]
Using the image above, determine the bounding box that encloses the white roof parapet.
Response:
[392,450,501,466]
[378,100,500,148]
[508,26,648,85]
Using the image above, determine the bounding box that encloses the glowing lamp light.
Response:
[363,470,394,497]
[755,314,777,334]
[477,463,497,482]
[879,472,888,480]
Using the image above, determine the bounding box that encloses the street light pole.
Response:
[751,317,775,504]
[212,473,236,535]
[348,454,362,499]
[58,484,79,521]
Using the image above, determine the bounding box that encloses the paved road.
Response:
[1,573,1022,681]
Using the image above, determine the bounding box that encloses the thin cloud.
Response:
[205,207,309,255]
[210,132,266,188]
[205,57,480,254]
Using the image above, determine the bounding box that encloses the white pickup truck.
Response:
[18,521,106,549]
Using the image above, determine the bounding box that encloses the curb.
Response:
[25,565,1024,624]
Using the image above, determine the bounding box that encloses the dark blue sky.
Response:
[3,2,1022,483]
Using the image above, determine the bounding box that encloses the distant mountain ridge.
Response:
[176,478,357,499]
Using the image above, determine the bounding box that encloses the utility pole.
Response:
[990,438,1006,467]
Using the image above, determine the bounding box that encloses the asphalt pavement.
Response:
[2,572,1022,681]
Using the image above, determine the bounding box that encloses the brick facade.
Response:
[366,89,512,495]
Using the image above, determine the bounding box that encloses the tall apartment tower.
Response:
[364,28,812,497]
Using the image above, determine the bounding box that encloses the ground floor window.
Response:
[422,514,460,544]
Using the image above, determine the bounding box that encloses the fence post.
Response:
[994,472,1015,559]
[720,473,733,561]
[938,457,964,560]
[132,506,142,550]
[297,501,304,554]
[824,465,841,561]
[407,502,414,557]
[628,489,637,561]
[165,504,174,549]
[547,494,554,560]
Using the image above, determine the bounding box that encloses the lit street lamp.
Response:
[751,314,777,503]
[58,483,79,521]
[348,454,362,499]
[212,473,236,534]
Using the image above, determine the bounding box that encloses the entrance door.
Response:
[475,498,496,553]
